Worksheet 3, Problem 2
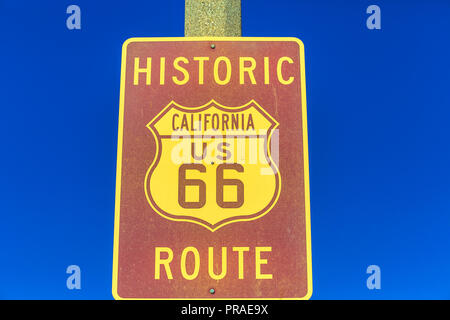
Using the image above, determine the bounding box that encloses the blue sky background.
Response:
[0,0,449,299]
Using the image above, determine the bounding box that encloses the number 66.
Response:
[178,163,244,209]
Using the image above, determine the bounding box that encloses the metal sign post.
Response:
[185,0,241,37]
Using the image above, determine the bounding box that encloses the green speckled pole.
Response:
[185,0,241,37]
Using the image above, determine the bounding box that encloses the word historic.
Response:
[133,56,296,86]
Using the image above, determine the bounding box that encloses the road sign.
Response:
[112,37,312,300]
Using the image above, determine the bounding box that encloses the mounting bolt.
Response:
[209,288,215,294]
[211,44,216,49]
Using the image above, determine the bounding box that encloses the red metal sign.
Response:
[113,37,312,299]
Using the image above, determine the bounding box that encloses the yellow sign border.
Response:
[112,37,312,300]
